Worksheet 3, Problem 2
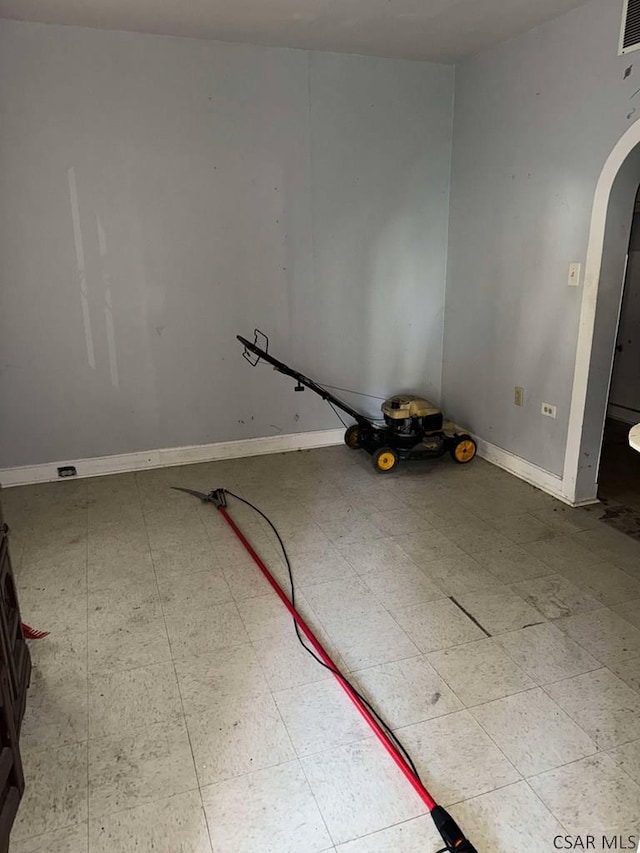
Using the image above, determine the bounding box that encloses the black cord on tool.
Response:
[318,383,386,402]
[223,489,423,784]
[327,401,348,428]
[255,360,386,402]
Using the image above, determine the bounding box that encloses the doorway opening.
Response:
[563,123,640,507]
[598,185,640,516]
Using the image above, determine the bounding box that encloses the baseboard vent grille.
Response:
[621,0,640,54]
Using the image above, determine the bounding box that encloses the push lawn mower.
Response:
[238,330,477,473]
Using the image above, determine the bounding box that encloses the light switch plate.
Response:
[568,262,581,287]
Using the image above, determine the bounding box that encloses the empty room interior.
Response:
[2,0,640,851]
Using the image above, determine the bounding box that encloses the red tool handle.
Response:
[211,494,477,852]
[218,504,437,810]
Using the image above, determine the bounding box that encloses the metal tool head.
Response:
[22,623,50,640]
[171,487,227,507]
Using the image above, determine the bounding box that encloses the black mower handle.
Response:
[237,331,371,426]
[431,807,478,853]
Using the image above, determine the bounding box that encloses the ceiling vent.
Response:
[621,0,640,54]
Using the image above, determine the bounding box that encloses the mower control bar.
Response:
[237,331,371,427]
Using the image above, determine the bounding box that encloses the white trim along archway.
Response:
[563,117,640,505]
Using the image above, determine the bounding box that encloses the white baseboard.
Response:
[474,437,582,506]
[0,428,345,488]
[570,495,601,507]
[607,404,640,425]
[1,427,599,509]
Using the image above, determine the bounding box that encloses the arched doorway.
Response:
[563,120,640,505]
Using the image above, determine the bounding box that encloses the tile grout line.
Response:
[532,660,609,689]
[521,776,573,837]
[394,512,640,664]
[537,672,639,755]
[13,456,640,850]
[384,627,542,811]
[323,812,428,849]
[88,785,203,825]
[84,478,90,848]
[526,748,613,781]
[547,606,636,672]
[203,496,374,850]
[605,739,640,787]
[445,775,537,810]
[13,819,88,847]
[425,598,640,815]
[247,627,338,850]
[181,479,303,844]
[487,614,610,687]
[134,472,215,853]
[539,673,613,759]
[404,569,634,805]
[210,502,522,842]
[247,496,549,726]
[296,751,340,850]
[196,482,339,849]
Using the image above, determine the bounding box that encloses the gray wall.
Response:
[443,0,637,477]
[0,21,454,468]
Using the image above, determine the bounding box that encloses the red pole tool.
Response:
[21,623,49,639]
[175,487,477,853]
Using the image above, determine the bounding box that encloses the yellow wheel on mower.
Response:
[451,435,477,464]
[373,447,399,473]
[344,424,361,449]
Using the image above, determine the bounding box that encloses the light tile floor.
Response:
[4,446,640,852]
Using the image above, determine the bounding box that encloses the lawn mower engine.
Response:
[345,391,476,472]
[382,394,445,451]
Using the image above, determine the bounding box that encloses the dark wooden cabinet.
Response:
[0,501,30,850]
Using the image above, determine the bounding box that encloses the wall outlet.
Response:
[514,386,524,407]
[57,465,77,477]
[568,262,581,287]
[541,402,557,418]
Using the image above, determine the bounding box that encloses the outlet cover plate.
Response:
[568,262,581,287]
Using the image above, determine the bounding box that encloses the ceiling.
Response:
[0,0,590,62]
